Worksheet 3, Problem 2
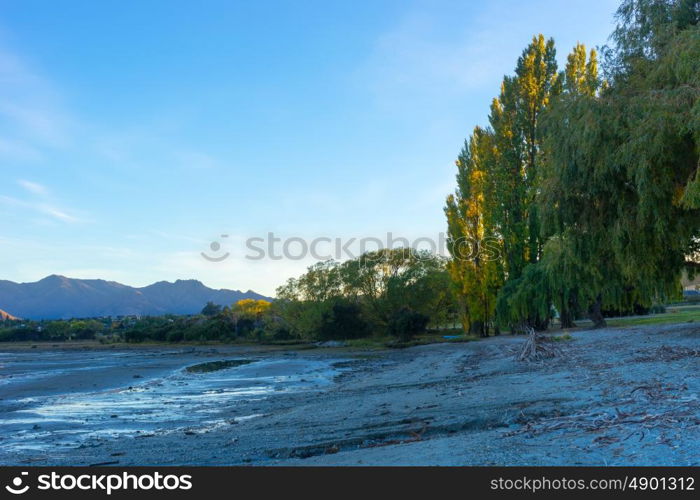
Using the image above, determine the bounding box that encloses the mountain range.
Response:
[0,275,272,320]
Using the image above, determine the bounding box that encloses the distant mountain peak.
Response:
[0,276,272,320]
[41,274,67,282]
[173,279,205,286]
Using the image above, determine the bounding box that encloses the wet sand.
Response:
[0,347,348,461]
[1,323,699,466]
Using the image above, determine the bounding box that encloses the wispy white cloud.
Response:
[0,179,85,224]
[0,41,84,229]
[38,204,80,223]
[0,100,71,148]
[17,179,48,195]
[0,194,24,208]
[0,44,74,152]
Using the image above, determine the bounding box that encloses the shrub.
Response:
[201,301,223,316]
[649,304,667,314]
[318,301,371,340]
[235,317,256,338]
[270,324,293,341]
[166,330,184,342]
[387,307,429,341]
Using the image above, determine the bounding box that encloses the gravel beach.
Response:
[1,323,699,466]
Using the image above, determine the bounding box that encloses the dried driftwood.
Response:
[515,327,563,362]
[504,402,699,438]
[634,345,700,362]
[504,381,699,438]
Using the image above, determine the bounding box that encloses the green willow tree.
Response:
[539,0,700,328]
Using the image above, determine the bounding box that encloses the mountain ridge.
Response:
[0,275,272,320]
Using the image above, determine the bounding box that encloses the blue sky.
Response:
[0,0,619,296]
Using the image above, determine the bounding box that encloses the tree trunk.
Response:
[530,316,550,332]
[588,295,606,329]
[470,320,487,338]
[559,308,576,329]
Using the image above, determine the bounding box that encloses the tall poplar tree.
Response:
[447,34,560,332]
[537,43,603,328]
[489,35,560,330]
[445,127,502,336]
[488,35,559,280]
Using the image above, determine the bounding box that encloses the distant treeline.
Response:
[0,249,460,343]
[0,299,274,344]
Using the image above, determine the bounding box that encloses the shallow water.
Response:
[0,349,343,458]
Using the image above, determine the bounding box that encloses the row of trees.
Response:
[0,299,274,343]
[121,299,274,342]
[0,318,108,342]
[446,0,700,334]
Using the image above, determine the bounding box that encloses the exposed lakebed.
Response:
[2,323,699,465]
[0,348,347,459]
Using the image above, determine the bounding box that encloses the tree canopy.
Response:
[275,248,456,340]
